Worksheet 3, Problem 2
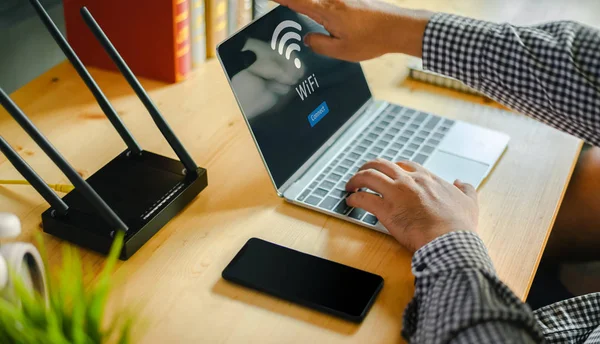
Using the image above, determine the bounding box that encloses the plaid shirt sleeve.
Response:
[401,231,545,343]
[534,292,600,343]
[422,13,600,146]
[404,15,600,343]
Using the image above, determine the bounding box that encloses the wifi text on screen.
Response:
[296,74,320,101]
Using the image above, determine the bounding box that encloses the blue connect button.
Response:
[308,101,329,127]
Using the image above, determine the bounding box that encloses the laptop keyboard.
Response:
[296,104,455,226]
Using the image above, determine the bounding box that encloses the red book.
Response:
[63,0,192,83]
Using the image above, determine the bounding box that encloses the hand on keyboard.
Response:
[345,159,479,252]
[295,106,455,228]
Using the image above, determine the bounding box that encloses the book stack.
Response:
[190,0,207,68]
[227,0,252,35]
[63,0,276,83]
[205,0,228,58]
[63,0,192,83]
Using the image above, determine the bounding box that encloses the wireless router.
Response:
[0,0,208,260]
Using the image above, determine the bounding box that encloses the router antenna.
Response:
[0,136,69,216]
[28,0,142,156]
[0,88,128,232]
[80,7,199,175]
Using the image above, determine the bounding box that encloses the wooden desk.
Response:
[0,0,595,342]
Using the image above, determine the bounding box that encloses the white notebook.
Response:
[407,57,484,97]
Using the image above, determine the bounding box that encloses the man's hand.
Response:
[346,159,479,252]
[274,0,433,61]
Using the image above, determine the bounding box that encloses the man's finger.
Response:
[345,169,393,196]
[359,159,403,179]
[454,179,477,201]
[304,33,346,59]
[346,191,386,218]
[396,160,427,173]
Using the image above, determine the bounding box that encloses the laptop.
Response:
[217,6,509,234]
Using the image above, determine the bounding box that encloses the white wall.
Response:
[0,0,65,94]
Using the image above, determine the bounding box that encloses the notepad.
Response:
[407,57,484,97]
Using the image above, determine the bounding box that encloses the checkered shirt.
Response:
[402,13,600,343]
[423,13,600,147]
[402,231,600,343]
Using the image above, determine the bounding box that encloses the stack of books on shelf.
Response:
[63,0,277,84]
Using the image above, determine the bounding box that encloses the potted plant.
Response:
[0,227,136,344]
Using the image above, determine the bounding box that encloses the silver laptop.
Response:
[217,6,509,234]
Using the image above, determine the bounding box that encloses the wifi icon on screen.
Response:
[271,20,303,69]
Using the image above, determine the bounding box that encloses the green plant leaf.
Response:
[0,230,134,344]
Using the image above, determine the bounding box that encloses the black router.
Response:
[0,0,208,260]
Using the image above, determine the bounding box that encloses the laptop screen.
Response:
[218,5,371,189]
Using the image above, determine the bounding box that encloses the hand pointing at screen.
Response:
[274,0,433,61]
[273,0,470,253]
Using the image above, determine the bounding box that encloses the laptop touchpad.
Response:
[424,151,490,188]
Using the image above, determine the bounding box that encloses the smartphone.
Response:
[222,238,384,323]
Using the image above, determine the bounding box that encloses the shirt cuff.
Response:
[411,231,496,277]
[422,13,494,88]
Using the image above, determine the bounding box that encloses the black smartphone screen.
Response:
[222,238,384,322]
